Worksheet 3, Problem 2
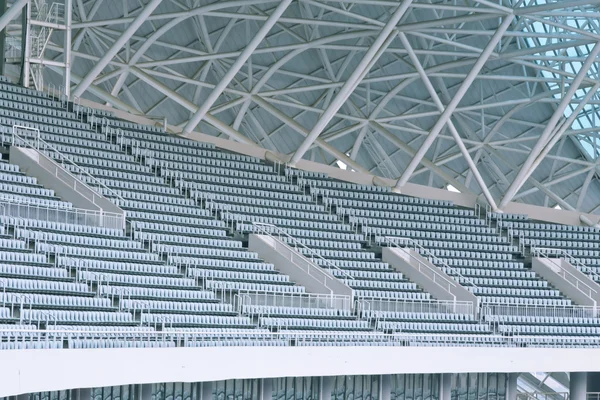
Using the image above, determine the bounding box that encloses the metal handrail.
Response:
[0,196,124,231]
[355,297,474,317]
[11,125,124,203]
[236,290,352,312]
[252,221,354,280]
[0,328,505,347]
[532,246,600,282]
[531,247,599,308]
[378,236,478,288]
[481,302,599,318]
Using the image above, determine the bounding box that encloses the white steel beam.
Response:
[288,0,414,166]
[498,41,600,209]
[64,0,73,98]
[72,0,163,98]
[182,0,293,135]
[395,15,514,188]
[0,0,26,33]
[252,95,368,173]
[130,67,254,145]
[397,32,499,211]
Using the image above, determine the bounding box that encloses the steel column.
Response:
[64,0,73,98]
[21,0,31,88]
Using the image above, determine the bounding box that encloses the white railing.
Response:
[11,125,125,218]
[532,247,599,306]
[378,236,478,288]
[532,246,600,282]
[3,328,600,348]
[481,303,600,318]
[0,328,507,348]
[355,298,474,317]
[516,392,569,400]
[234,290,352,314]
[252,222,354,281]
[30,2,64,58]
[0,198,124,231]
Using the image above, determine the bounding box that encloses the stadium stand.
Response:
[0,79,599,354]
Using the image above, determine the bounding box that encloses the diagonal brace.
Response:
[395,16,514,188]
[182,0,293,135]
[289,0,414,166]
[72,0,162,98]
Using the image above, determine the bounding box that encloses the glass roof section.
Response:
[522,0,600,160]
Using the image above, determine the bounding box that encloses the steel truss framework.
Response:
[4,0,600,214]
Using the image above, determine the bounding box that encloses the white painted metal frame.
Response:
[4,0,600,214]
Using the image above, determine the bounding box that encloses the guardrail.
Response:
[516,392,569,400]
[377,236,478,289]
[0,197,125,231]
[2,328,600,348]
[9,125,125,229]
[234,290,352,314]
[252,221,354,281]
[532,247,599,308]
[12,125,124,204]
[481,303,600,318]
[355,298,474,317]
[532,246,600,281]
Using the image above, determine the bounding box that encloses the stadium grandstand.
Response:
[1,0,600,399]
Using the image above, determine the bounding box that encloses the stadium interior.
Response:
[1,0,600,399]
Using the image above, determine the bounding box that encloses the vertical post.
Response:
[21,0,30,87]
[199,381,213,400]
[570,372,587,400]
[0,0,6,76]
[506,373,519,400]
[64,0,72,98]
[140,383,153,400]
[72,388,91,400]
[260,378,273,400]
[439,374,452,400]
[321,376,334,400]
[381,375,392,400]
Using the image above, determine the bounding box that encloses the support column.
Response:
[321,376,334,400]
[506,373,519,400]
[588,372,600,392]
[20,0,30,87]
[0,0,6,77]
[260,378,273,400]
[570,372,588,400]
[140,383,153,400]
[63,0,72,98]
[381,375,392,400]
[199,381,213,400]
[439,374,452,400]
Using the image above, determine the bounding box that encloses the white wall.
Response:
[2,346,600,397]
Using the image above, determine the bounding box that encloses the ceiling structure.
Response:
[8,0,600,213]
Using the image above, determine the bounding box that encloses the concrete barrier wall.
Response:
[383,247,478,314]
[9,146,124,216]
[248,234,354,301]
[3,345,600,397]
[532,257,600,307]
